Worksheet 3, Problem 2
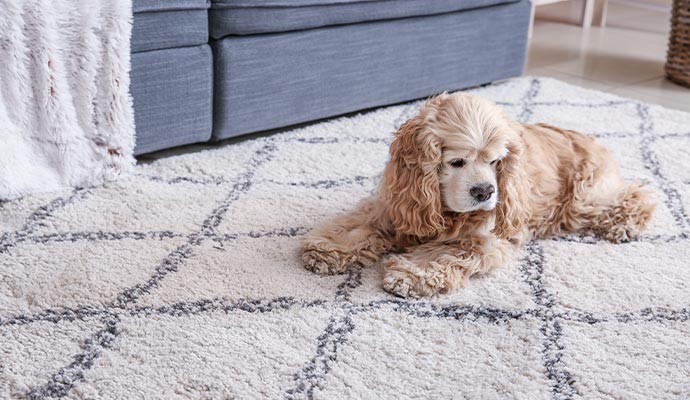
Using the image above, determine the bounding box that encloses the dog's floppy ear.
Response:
[492,130,531,240]
[381,115,444,238]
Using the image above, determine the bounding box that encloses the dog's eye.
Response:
[490,159,498,165]
[450,159,465,168]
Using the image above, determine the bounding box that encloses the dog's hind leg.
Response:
[535,130,656,243]
[563,155,655,243]
[302,199,393,275]
[588,183,655,243]
[381,235,517,298]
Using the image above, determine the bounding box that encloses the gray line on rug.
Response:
[0,306,117,327]
[281,136,390,145]
[128,297,327,319]
[611,307,690,323]
[360,299,534,323]
[549,232,689,245]
[334,265,364,303]
[534,99,635,108]
[25,317,120,400]
[540,317,577,400]
[0,298,328,328]
[659,131,690,139]
[26,230,183,245]
[521,242,579,400]
[588,131,638,139]
[260,175,377,190]
[243,226,310,238]
[637,103,690,233]
[285,310,356,400]
[0,188,92,254]
[518,78,542,123]
[491,99,635,110]
[210,226,310,243]
[139,174,230,186]
[561,307,690,324]
[520,242,556,308]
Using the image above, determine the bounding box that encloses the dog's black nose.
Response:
[470,184,495,202]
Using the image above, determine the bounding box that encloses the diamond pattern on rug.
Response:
[252,140,389,184]
[136,139,267,184]
[594,136,657,182]
[314,309,550,400]
[133,236,346,307]
[69,308,332,400]
[0,191,73,234]
[1,77,689,399]
[1,237,185,314]
[531,102,643,134]
[561,321,690,399]
[541,240,690,315]
[653,135,690,182]
[0,319,105,399]
[30,176,232,235]
[215,181,377,234]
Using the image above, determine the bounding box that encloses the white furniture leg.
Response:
[593,0,608,26]
[582,0,595,27]
[531,0,601,36]
[529,1,536,38]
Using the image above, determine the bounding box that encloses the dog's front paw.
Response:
[382,269,423,299]
[382,270,418,298]
[383,256,455,298]
[302,245,350,275]
[599,225,640,243]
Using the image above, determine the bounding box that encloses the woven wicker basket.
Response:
[666,0,690,87]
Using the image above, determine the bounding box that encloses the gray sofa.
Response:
[131,0,531,154]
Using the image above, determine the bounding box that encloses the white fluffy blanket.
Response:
[0,0,134,200]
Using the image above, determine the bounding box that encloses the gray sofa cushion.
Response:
[211,0,530,140]
[134,0,210,13]
[209,0,520,37]
[132,0,209,52]
[131,45,213,155]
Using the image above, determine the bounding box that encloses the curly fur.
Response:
[302,93,656,297]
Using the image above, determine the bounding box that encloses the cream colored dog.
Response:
[302,93,655,298]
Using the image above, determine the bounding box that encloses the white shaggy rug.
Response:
[1,77,689,399]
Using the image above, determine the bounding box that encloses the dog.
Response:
[301,92,655,298]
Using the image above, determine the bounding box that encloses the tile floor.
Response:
[528,0,690,112]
